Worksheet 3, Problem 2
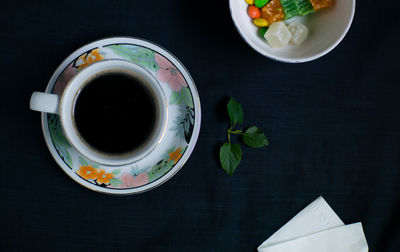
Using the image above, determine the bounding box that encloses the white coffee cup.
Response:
[30,59,168,166]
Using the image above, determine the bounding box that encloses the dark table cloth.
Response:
[1,0,399,251]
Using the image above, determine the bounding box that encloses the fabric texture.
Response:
[1,0,399,251]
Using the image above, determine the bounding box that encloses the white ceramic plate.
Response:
[41,37,201,195]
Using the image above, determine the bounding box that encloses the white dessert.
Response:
[264,22,291,48]
[288,21,309,45]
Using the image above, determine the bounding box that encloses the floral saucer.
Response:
[41,37,201,195]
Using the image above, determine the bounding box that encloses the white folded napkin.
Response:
[258,196,369,252]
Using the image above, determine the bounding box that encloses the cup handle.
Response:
[30,92,60,114]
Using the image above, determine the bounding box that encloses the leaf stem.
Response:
[228,132,231,145]
[228,122,237,131]
[227,129,243,135]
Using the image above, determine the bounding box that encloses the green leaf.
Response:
[170,87,193,108]
[227,97,244,125]
[106,45,159,71]
[107,45,136,59]
[181,87,194,108]
[48,114,71,148]
[242,126,270,148]
[52,133,71,148]
[219,143,242,176]
[78,156,99,168]
[132,48,159,71]
[170,90,181,105]
[56,146,73,168]
[148,160,175,182]
[110,178,123,187]
[63,150,73,167]
[79,156,88,166]
[112,169,121,175]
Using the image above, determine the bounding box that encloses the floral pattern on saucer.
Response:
[47,44,195,190]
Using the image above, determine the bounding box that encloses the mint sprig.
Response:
[243,126,269,148]
[227,97,244,125]
[219,97,269,176]
[219,143,242,176]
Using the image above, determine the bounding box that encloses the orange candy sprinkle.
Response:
[248,6,261,19]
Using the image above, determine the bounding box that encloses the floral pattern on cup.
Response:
[47,44,195,190]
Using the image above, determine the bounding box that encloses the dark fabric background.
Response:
[1,0,399,251]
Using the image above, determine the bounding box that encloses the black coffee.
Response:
[74,73,156,154]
